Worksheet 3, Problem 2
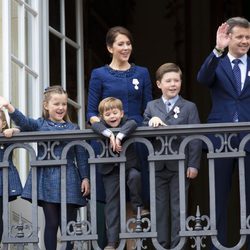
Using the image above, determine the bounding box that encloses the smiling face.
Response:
[157,71,182,100]
[43,93,68,123]
[228,26,250,58]
[107,33,132,64]
[102,108,124,128]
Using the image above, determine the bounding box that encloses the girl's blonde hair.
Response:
[98,97,123,116]
[42,85,70,121]
[0,110,9,131]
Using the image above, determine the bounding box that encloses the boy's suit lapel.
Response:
[156,98,168,114]
[171,96,184,113]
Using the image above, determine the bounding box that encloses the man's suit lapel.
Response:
[221,56,239,95]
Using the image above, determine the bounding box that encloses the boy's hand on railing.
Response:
[115,137,122,153]
[81,178,90,197]
[109,133,116,151]
[148,117,167,127]
[186,167,198,179]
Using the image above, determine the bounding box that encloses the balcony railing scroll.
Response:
[0,122,250,249]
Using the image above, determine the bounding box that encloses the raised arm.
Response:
[0,96,15,113]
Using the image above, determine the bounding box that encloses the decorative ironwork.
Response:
[38,141,60,160]
[0,123,250,249]
[186,206,210,249]
[10,214,32,238]
[67,210,91,236]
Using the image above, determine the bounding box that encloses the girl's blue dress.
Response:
[10,109,89,206]
[0,144,22,200]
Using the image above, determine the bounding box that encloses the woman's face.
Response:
[107,33,132,63]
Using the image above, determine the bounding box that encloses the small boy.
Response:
[143,63,201,248]
[92,97,148,250]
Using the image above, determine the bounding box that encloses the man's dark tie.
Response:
[232,59,242,95]
[232,59,242,122]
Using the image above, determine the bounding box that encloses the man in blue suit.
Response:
[197,17,250,249]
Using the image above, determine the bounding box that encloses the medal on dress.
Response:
[132,78,139,90]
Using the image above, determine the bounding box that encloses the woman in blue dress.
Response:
[87,26,152,250]
[0,86,90,250]
[0,110,22,242]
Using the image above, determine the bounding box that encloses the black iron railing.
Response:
[1,123,250,250]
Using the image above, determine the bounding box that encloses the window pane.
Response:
[11,0,19,58]
[11,62,21,107]
[66,44,77,102]
[26,9,35,70]
[49,35,61,85]
[49,0,60,31]
[65,0,76,41]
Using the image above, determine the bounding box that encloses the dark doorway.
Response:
[82,0,250,249]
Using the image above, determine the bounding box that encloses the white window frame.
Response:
[48,0,85,128]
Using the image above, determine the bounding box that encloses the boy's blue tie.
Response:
[232,59,242,95]
[166,102,171,113]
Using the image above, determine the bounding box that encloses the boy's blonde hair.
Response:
[43,85,70,121]
[0,110,9,131]
[98,97,123,116]
[156,63,182,81]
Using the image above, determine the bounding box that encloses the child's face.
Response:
[102,108,124,128]
[44,93,68,123]
[157,71,181,100]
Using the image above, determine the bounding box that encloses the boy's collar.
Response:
[162,95,179,105]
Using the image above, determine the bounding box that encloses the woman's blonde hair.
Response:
[0,110,9,131]
[98,97,123,116]
[42,85,70,121]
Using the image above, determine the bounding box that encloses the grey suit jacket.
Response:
[143,96,201,171]
[91,117,138,175]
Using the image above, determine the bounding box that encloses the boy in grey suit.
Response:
[92,97,148,250]
[143,63,201,248]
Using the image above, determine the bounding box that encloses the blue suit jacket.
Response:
[197,52,250,150]
[197,52,250,123]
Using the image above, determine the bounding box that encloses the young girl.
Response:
[0,86,90,250]
[0,110,22,242]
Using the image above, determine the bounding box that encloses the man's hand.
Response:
[216,22,230,50]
